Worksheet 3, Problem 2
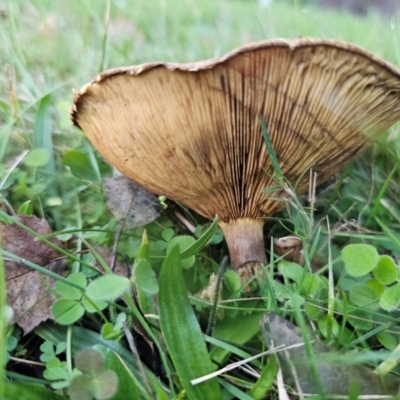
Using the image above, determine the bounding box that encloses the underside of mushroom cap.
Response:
[71,38,400,224]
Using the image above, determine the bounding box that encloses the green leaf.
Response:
[180,215,218,258]
[224,270,241,294]
[210,313,263,364]
[17,200,33,215]
[101,323,115,340]
[373,255,398,285]
[300,274,319,297]
[341,244,379,277]
[287,292,305,308]
[260,116,283,180]
[40,340,54,355]
[52,299,85,325]
[304,302,323,320]
[24,148,50,167]
[92,370,119,399]
[249,355,278,399]
[33,95,55,170]
[365,278,385,297]
[136,230,149,259]
[161,228,174,242]
[81,297,108,313]
[317,315,339,338]
[159,244,221,400]
[167,236,196,269]
[62,150,100,181]
[101,347,150,400]
[380,283,400,311]
[278,260,304,282]
[347,308,373,330]
[339,277,358,291]
[262,185,282,194]
[7,336,18,351]
[86,275,131,301]
[349,284,378,310]
[4,381,67,400]
[56,272,86,300]
[68,375,93,400]
[44,358,69,381]
[376,332,399,351]
[134,258,159,294]
[56,342,67,354]
[336,326,357,346]
[75,348,105,376]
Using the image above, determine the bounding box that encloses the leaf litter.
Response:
[103,175,161,231]
[2,215,66,334]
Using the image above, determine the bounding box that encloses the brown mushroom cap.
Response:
[71,38,400,269]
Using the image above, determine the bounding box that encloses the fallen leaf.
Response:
[103,175,161,230]
[2,215,65,334]
[260,313,397,396]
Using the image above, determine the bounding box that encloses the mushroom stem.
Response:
[219,219,267,270]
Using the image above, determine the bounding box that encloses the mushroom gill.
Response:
[71,38,400,270]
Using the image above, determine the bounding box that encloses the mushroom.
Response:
[71,38,400,271]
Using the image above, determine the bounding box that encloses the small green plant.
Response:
[52,272,109,325]
[341,243,400,311]
[40,340,67,362]
[3,1,400,399]
[69,348,118,400]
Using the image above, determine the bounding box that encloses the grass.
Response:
[2,0,400,399]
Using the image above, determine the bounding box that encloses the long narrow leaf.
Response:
[5,381,67,400]
[180,215,218,258]
[159,244,222,400]
[249,355,278,399]
[33,95,54,172]
[366,160,400,225]
[3,250,85,290]
[260,115,283,181]
[210,313,264,364]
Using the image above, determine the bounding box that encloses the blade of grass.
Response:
[375,217,400,249]
[3,250,85,290]
[33,94,61,228]
[293,305,326,399]
[260,115,283,181]
[180,215,218,258]
[326,218,335,341]
[33,95,56,177]
[99,0,111,72]
[366,160,400,225]
[159,244,221,400]
[219,378,254,400]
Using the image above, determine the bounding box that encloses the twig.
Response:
[190,342,305,385]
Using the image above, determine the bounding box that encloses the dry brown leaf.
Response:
[260,313,396,396]
[2,215,65,334]
[103,175,161,230]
